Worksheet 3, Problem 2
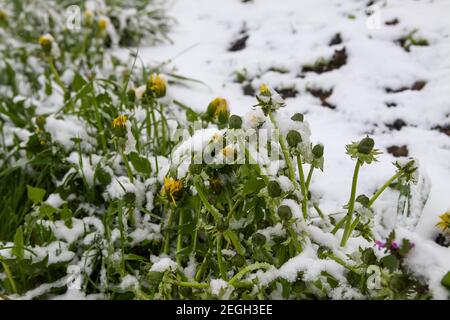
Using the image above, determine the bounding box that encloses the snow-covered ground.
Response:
[132,0,450,240]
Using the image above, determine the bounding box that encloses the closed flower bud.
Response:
[84,10,94,26]
[35,115,46,129]
[228,114,242,129]
[207,97,226,117]
[267,180,282,198]
[98,17,108,31]
[286,130,302,148]
[252,233,266,246]
[291,113,304,122]
[312,144,324,158]
[356,194,370,207]
[358,136,375,154]
[278,205,292,221]
[39,34,54,53]
[206,98,229,124]
[0,9,7,23]
[147,74,166,98]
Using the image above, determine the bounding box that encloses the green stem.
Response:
[368,171,402,207]
[91,88,107,153]
[306,166,314,189]
[195,250,211,282]
[117,200,126,275]
[229,262,272,286]
[174,281,209,289]
[217,233,227,280]
[296,154,308,219]
[0,259,17,294]
[325,252,360,274]
[176,210,183,265]
[331,215,347,235]
[163,208,175,254]
[269,113,298,188]
[47,56,67,94]
[121,146,134,183]
[193,177,221,221]
[340,160,362,247]
[285,223,302,254]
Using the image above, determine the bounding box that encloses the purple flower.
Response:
[375,240,386,249]
[391,242,399,249]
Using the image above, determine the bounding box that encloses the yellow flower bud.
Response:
[437,211,450,234]
[259,83,270,96]
[39,34,54,53]
[147,74,167,98]
[98,17,108,31]
[112,115,128,137]
[84,10,94,26]
[0,9,8,22]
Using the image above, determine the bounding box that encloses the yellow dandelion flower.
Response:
[259,83,271,96]
[220,146,235,157]
[436,211,450,233]
[147,74,166,98]
[207,98,227,117]
[98,17,108,31]
[0,9,8,21]
[39,34,54,53]
[162,177,183,205]
[112,115,127,128]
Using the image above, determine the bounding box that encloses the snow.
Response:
[130,0,450,244]
[45,193,65,209]
[45,115,95,150]
[119,275,139,290]
[149,256,177,273]
[210,279,229,296]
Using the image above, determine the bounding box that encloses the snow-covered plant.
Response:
[0,0,446,301]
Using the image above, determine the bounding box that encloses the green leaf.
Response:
[380,254,399,272]
[129,152,151,175]
[13,226,24,260]
[224,229,245,256]
[95,166,112,186]
[39,203,57,219]
[27,185,46,204]
[185,108,199,122]
[242,177,265,195]
[60,205,73,228]
[441,271,450,290]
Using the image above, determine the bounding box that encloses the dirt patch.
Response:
[435,233,450,247]
[307,88,336,109]
[385,102,397,108]
[385,18,399,26]
[385,81,426,93]
[387,145,409,157]
[229,34,249,52]
[276,87,298,99]
[396,31,429,52]
[329,33,342,46]
[242,83,255,96]
[434,125,450,137]
[386,119,407,131]
[301,48,347,74]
